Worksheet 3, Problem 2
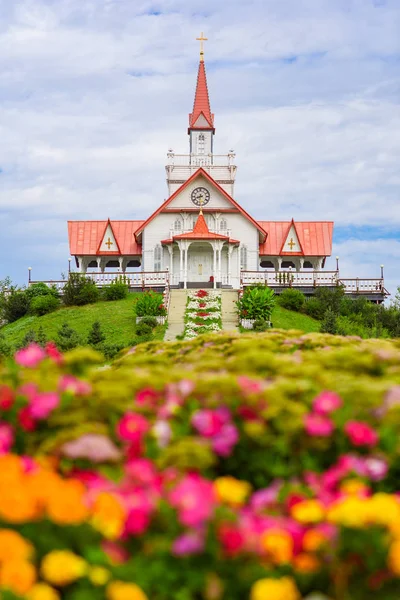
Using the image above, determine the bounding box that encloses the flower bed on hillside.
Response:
[0,332,400,598]
[183,289,222,339]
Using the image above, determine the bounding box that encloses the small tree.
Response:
[36,326,48,347]
[3,291,30,323]
[56,323,82,352]
[320,309,338,334]
[87,321,106,346]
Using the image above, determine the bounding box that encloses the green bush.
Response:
[304,297,325,320]
[253,318,271,332]
[237,286,276,320]
[0,335,11,358]
[138,316,158,329]
[314,285,345,314]
[3,290,30,323]
[102,282,129,301]
[135,322,153,337]
[56,323,82,351]
[63,273,99,306]
[26,282,59,300]
[320,308,338,334]
[87,321,106,346]
[278,288,305,312]
[135,291,166,317]
[101,342,126,359]
[30,295,60,316]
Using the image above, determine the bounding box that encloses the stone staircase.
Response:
[163,289,187,341]
[221,290,239,332]
[164,289,239,341]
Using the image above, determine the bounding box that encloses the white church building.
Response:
[66,37,386,300]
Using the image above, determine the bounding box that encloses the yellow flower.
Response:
[250,577,300,600]
[91,493,127,539]
[291,499,325,524]
[0,559,36,595]
[89,566,111,586]
[106,581,148,600]
[327,497,370,528]
[340,479,369,497]
[369,493,400,527]
[260,529,293,564]
[41,550,87,586]
[388,540,400,576]
[0,529,34,563]
[27,582,61,600]
[214,477,252,507]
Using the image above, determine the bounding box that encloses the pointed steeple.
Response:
[189,55,214,131]
[192,209,210,234]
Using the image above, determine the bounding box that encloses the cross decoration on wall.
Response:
[105,237,114,250]
[288,238,296,250]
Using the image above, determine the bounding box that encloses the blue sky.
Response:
[0,0,399,297]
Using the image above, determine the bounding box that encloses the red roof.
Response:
[135,168,267,240]
[68,220,144,255]
[161,211,240,244]
[259,221,333,256]
[189,60,214,130]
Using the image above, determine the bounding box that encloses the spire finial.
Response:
[196,32,208,62]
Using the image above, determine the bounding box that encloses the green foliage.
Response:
[303,297,325,320]
[320,308,338,334]
[138,316,158,329]
[30,294,60,316]
[238,286,276,320]
[3,290,30,323]
[135,291,166,316]
[26,282,59,300]
[0,334,12,358]
[101,282,129,301]
[56,323,82,351]
[314,285,345,315]
[63,273,99,306]
[87,321,106,346]
[36,326,48,347]
[278,288,305,312]
[135,322,153,337]
[253,319,271,332]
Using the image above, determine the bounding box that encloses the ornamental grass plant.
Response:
[0,331,400,598]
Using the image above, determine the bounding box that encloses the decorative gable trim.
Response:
[97,219,121,255]
[279,219,304,255]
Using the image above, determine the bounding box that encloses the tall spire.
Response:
[189,33,214,131]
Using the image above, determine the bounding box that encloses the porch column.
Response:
[218,244,222,285]
[212,244,217,289]
[298,258,304,272]
[183,243,188,290]
[179,243,183,285]
[169,246,174,283]
[119,257,124,273]
[228,245,233,286]
[96,258,101,273]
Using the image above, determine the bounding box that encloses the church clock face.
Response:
[191,187,210,207]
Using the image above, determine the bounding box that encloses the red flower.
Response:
[196,312,210,317]
[18,407,36,432]
[219,525,245,556]
[0,385,14,410]
[196,290,208,298]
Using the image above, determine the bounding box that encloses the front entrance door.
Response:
[188,250,212,282]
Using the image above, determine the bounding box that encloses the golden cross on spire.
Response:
[196,32,208,61]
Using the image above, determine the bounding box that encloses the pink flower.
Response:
[192,409,225,438]
[117,412,149,443]
[135,387,159,406]
[364,457,388,481]
[15,344,46,368]
[46,342,63,365]
[212,423,239,457]
[169,474,216,527]
[59,375,92,396]
[313,391,342,415]
[304,413,334,437]
[18,407,36,432]
[29,392,59,420]
[123,492,153,536]
[125,459,158,485]
[61,434,121,462]
[177,379,195,397]
[344,421,379,447]
[218,525,245,556]
[172,531,204,556]
[251,481,283,511]
[237,376,264,395]
[0,423,13,453]
[152,420,172,448]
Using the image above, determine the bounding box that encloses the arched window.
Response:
[197,133,205,154]
[154,245,162,272]
[240,245,248,270]
[219,218,227,232]
[174,218,182,232]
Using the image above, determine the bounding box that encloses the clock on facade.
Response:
[191,187,210,206]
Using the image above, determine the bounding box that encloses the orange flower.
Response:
[27,583,61,600]
[107,581,148,600]
[26,469,63,509]
[302,529,327,552]
[0,559,36,595]
[261,529,293,564]
[293,553,320,573]
[388,540,400,576]
[0,529,34,563]
[91,493,127,539]
[46,479,88,525]
[0,483,40,523]
[0,455,25,483]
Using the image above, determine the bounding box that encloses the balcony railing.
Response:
[166,153,236,167]
[29,271,169,291]
[240,271,388,296]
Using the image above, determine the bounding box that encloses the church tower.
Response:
[166,34,237,196]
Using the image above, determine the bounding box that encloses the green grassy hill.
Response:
[1,295,320,349]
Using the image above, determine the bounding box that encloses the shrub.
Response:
[135,322,153,337]
[303,297,325,320]
[252,318,271,332]
[3,290,30,323]
[0,335,11,358]
[63,273,99,306]
[102,282,129,301]
[138,316,158,329]
[237,286,276,320]
[56,323,82,351]
[87,321,106,346]
[36,326,48,347]
[314,285,345,315]
[101,342,125,360]
[30,295,60,316]
[135,291,166,317]
[320,308,338,334]
[278,288,305,312]
[26,282,58,300]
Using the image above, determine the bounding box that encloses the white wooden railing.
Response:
[29,271,169,291]
[166,153,236,167]
[240,271,387,295]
